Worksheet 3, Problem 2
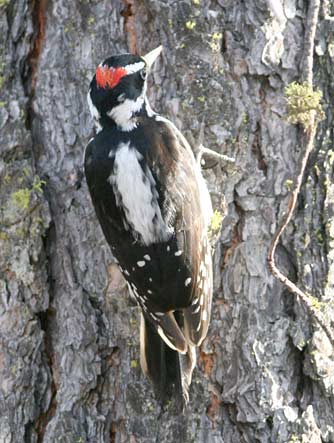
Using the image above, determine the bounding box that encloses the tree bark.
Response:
[1,1,333,442]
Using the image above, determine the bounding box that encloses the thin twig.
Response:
[267,0,334,347]
[197,144,235,167]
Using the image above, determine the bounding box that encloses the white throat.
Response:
[107,94,145,131]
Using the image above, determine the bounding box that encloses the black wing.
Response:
[152,117,213,347]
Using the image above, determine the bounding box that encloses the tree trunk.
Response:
[1,1,333,442]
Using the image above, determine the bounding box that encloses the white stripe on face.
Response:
[124,61,145,74]
[87,89,100,120]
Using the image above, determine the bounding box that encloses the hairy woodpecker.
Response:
[84,46,213,405]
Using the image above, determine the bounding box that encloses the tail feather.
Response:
[140,314,194,407]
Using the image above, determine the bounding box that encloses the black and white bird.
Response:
[84,46,213,405]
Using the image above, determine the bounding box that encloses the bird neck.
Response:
[103,94,154,132]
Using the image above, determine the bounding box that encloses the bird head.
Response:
[87,46,162,131]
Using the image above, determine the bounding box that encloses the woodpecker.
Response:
[84,46,213,406]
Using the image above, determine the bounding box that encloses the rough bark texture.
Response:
[1,1,334,442]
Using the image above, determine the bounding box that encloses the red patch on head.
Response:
[96,66,127,89]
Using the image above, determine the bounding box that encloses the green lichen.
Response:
[87,16,95,26]
[209,32,222,52]
[0,0,10,7]
[209,41,220,53]
[15,226,27,238]
[315,228,324,244]
[309,295,325,311]
[185,20,196,30]
[32,175,46,194]
[10,176,45,211]
[0,231,9,240]
[4,174,11,184]
[285,179,293,191]
[212,32,222,40]
[11,188,31,210]
[130,359,138,369]
[208,210,223,241]
[22,167,30,177]
[285,82,325,128]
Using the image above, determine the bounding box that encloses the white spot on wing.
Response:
[185,277,192,287]
[143,254,151,261]
[137,261,146,267]
[174,250,182,256]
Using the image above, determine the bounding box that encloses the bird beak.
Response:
[142,46,163,69]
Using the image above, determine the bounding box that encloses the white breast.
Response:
[108,142,172,245]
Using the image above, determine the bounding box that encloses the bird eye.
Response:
[117,93,126,103]
[140,68,147,80]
